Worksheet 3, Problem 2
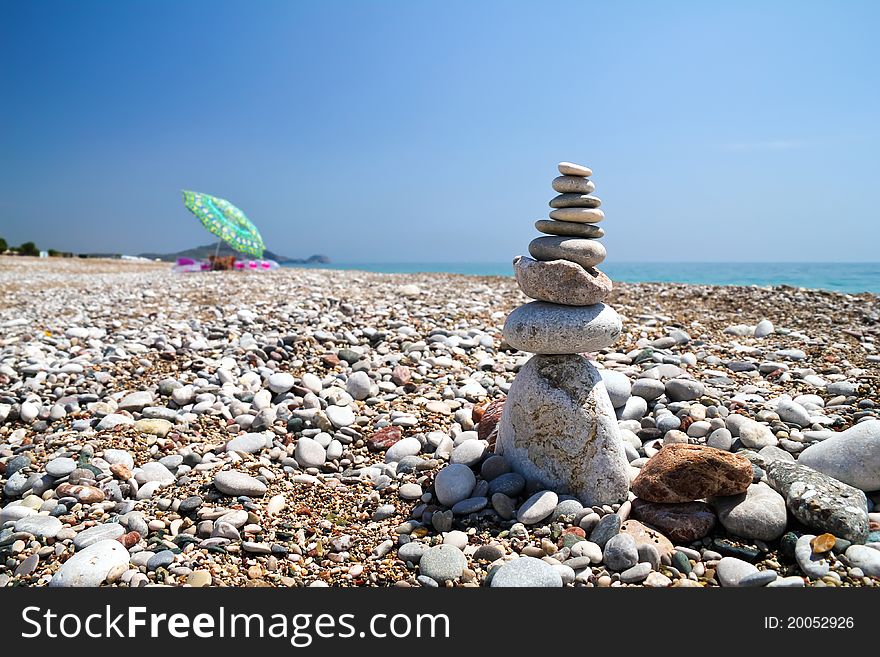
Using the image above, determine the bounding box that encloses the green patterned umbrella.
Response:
[182,190,265,258]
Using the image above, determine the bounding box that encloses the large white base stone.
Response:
[496,354,630,506]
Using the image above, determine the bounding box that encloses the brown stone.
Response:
[558,526,586,547]
[811,533,836,553]
[366,426,403,452]
[118,531,140,548]
[630,499,717,543]
[620,519,674,560]
[476,398,505,449]
[321,353,340,368]
[630,444,753,503]
[110,463,132,480]
[55,482,105,503]
[67,468,96,485]
[513,256,612,306]
[391,365,411,387]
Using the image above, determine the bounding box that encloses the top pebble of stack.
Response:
[557,161,593,177]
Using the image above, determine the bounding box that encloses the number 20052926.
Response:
[764,617,854,629]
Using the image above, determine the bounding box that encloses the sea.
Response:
[282,262,880,294]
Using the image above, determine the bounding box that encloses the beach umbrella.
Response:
[181,190,265,259]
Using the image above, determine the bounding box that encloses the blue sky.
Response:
[1,1,878,262]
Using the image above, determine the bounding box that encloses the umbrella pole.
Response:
[212,238,222,270]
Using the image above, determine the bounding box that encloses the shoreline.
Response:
[279,260,880,296]
[4,256,879,298]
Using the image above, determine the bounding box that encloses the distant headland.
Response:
[0,234,329,264]
[137,243,330,264]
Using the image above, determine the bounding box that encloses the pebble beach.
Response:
[1,255,879,588]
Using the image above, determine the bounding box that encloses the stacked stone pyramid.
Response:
[496,161,630,506]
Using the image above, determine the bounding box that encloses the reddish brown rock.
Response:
[118,531,140,548]
[811,533,836,553]
[321,353,340,368]
[620,519,674,560]
[558,526,586,547]
[366,426,403,452]
[631,499,717,543]
[630,444,752,503]
[55,482,105,503]
[391,365,411,387]
[476,398,505,451]
[110,463,132,480]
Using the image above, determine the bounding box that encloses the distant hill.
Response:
[137,243,330,264]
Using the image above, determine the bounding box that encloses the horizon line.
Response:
[287,260,880,265]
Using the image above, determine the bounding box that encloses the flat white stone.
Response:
[502,302,621,355]
[50,540,130,587]
[14,515,63,538]
[326,404,355,428]
[557,162,592,177]
[294,437,326,468]
[798,420,880,491]
[548,207,605,223]
[226,432,270,454]
[267,372,295,393]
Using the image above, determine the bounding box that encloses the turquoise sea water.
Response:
[283,262,880,294]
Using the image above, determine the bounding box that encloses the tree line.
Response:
[0,237,73,257]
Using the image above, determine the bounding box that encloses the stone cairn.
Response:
[497,161,631,506]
